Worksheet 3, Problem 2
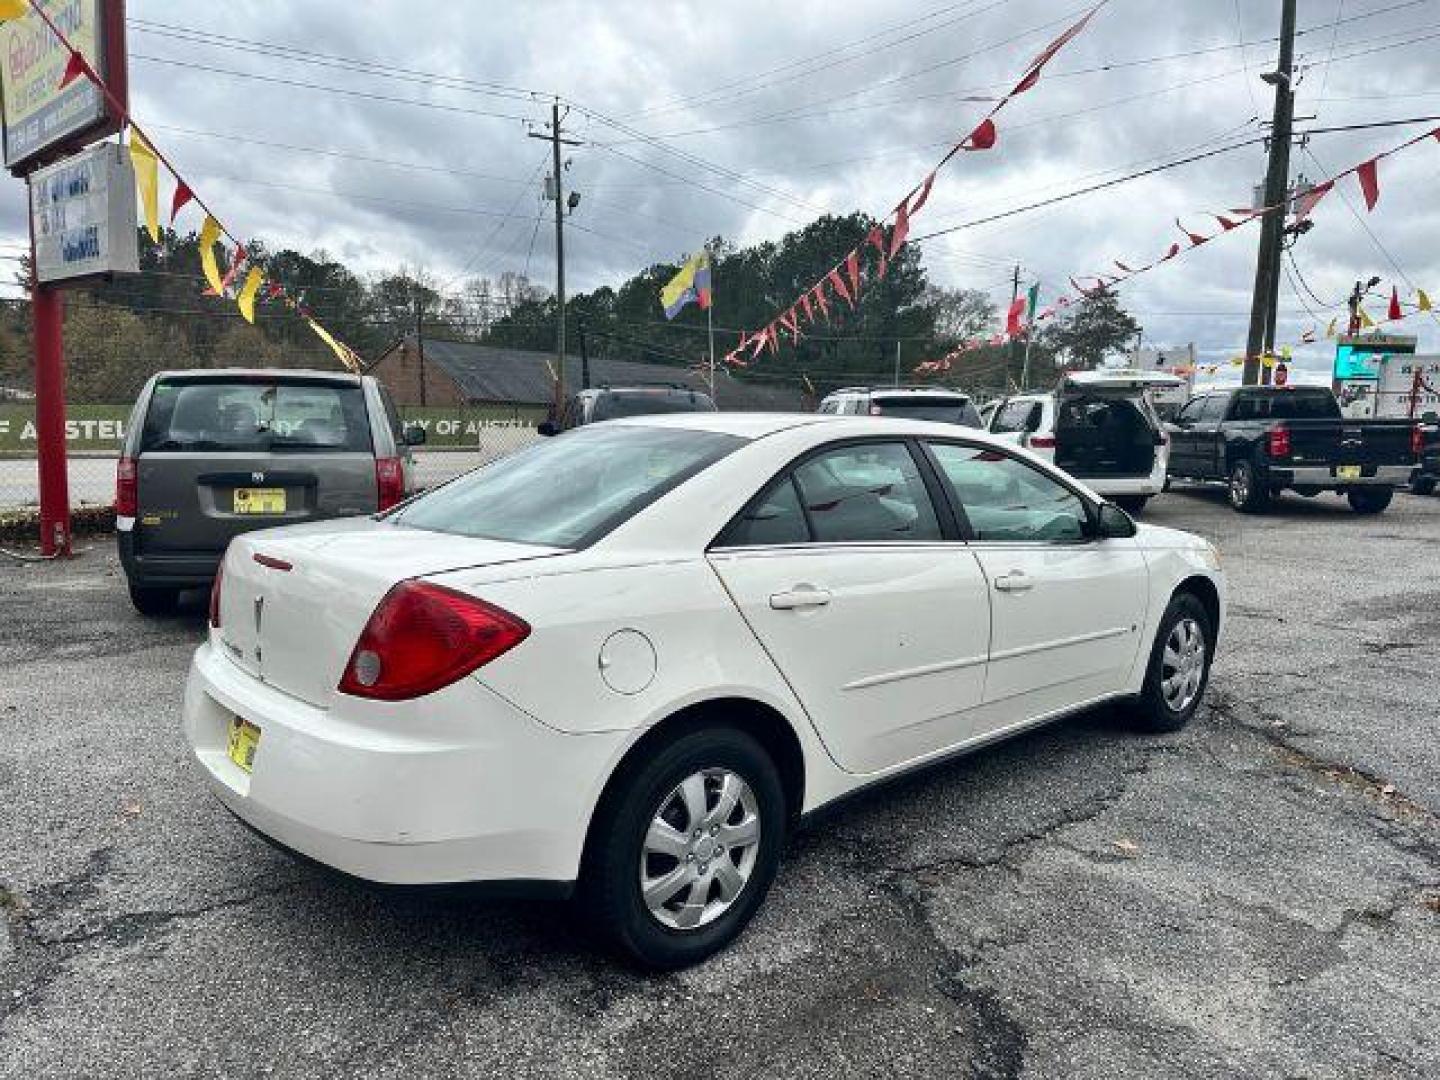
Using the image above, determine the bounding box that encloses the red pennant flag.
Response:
[907,171,936,218]
[962,118,997,151]
[813,282,830,320]
[1177,219,1208,247]
[1115,261,1132,273]
[58,50,90,89]
[1293,180,1333,221]
[1388,285,1402,321]
[170,182,194,224]
[889,202,911,258]
[1015,6,1100,97]
[827,267,852,308]
[1214,214,1239,231]
[265,282,285,300]
[1160,242,1181,262]
[1005,296,1026,338]
[844,250,861,299]
[1356,158,1380,211]
[866,227,889,279]
[799,291,814,322]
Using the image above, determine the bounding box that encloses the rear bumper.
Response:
[1271,464,1413,488]
[182,639,625,885]
[1082,472,1165,498]
[117,531,221,588]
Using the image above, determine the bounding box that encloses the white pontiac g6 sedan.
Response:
[184,413,1224,969]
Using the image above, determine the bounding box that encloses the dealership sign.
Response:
[29,140,137,282]
[0,0,127,173]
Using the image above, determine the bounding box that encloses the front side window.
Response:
[141,379,373,453]
[391,424,742,547]
[928,443,1088,544]
[791,442,942,543]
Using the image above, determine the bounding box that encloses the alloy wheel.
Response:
[639,768,761,931]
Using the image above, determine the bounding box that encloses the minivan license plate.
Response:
[227,718,261,773]
[234,487,286,514]
[1336,465,1362,480]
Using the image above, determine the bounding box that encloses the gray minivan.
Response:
[117,369,424,614]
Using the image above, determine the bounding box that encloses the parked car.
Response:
[541,384,717,434]
[186,413,1224,969]
[817,385,983,427]
[1165,386,1422,514]
[984,370,1181,515]
[118,369,424,615]
[1411,413,1439,495]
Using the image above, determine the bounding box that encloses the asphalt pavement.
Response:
[2,486,1438,1078]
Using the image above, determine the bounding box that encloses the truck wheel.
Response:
[128,583,180,616]
[1228,461,1270,514]
[1411,475,1437,497]
[1347,488,1393,514]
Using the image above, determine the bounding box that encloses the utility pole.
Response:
[1242,0,1297,387]
[528,102,581,408]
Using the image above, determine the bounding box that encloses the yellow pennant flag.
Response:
[237,266,264,323]
[199,215,224,296]
[0,0,30,20]
[1325,317,1337,339]
[1359,306,1375,329]
[307,319,361,373]
[1419,289,1433,313]
[1230,356,1244,367]
[129,132,160,243]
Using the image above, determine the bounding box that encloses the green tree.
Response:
[1038,286,1141,370]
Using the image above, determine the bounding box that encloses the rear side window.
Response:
[1231,391,1340,421]
[141,379,373,454]
[718,478,810,547]
[792,442,942,543]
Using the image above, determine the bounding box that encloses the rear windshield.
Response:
[871,395,982,427]
[591,390,717,421]
[141,379,372,453]
[1230,391,1341,421]
[390,424,741,548]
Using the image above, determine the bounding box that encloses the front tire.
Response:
[1228,460,1271,513]
[128,582,180,616]
[1347,488,1393,514]
[1126,593,1214,733]
[583,725,786,970]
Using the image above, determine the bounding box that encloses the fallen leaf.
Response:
[1112,838,1140,857]
[121,801,143,818]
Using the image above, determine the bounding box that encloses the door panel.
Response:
[709,546,992,775]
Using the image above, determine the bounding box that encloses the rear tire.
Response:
[582,725,786,971]
[1347,488,1393,514]
[1126,593,1214,733]
[128,583,180,616]
[1228,460,1271,514]
[1410,475,1436,497]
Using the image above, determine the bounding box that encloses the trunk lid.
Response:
[215,518,563,707]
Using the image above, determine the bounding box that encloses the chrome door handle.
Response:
[993,572,1033,593]
[769,586,833,610]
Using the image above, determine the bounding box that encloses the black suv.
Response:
[541,385,717,434]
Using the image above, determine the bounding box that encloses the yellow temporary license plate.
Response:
[1336,465,1362,480]
[227,717,262,773]
[234,487,286,514]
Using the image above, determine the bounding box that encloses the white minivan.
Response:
[985,370,1182,514]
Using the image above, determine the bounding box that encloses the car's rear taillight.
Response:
[1413,424,1425,457]
[1027,435,1057,449]
[375,456,405,511]
[1268,426,1291,458]
[115,456,137,517]
[209,559,224,629]
[338,581,530,701]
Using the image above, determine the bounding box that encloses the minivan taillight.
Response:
[375,456,405,511]
[116,456,137,517]
[1268,426,1291,459]
[338,581,530,701]
[209,560,224,629]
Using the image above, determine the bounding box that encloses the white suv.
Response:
[985,371,1181,514]
[818,386,983,427]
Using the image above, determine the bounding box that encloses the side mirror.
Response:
[1095,502,1138,539]
[536,420,559,437]
[402,424,427,447]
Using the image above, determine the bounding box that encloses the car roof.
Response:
[827,386,971,398]
[153,368,363,384]
[609,411,1020,442]
[608,412,829,437]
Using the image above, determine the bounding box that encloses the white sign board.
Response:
[1374,354,1440,420]
[30,142,138,283]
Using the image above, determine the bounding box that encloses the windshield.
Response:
[1231,391,1341,421]
[391,424,742,547]
[872,396,982,427]
[591,390,717,421]
[141,378,372,453]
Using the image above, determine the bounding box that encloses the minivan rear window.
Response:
[871,395,982,427]
[140,379,373,453]
[590,390,717,421]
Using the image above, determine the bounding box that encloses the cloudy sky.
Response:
[4,0,1440,380]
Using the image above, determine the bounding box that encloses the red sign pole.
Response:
[31,276,71,556]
